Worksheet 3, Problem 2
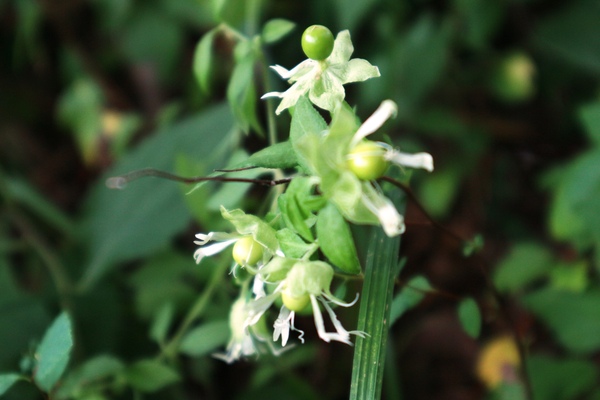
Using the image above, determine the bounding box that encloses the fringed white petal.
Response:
[321,291,359,307]
[386,150,434,172]
[193,239,238,264]
[361,183,405,237]
[270,60,314,80]
[244,283,284,326]
[252,275,266,298]
[273,306,292,346]
[351,100,398,147]
[310,295,353,345]
[260,91,285,99]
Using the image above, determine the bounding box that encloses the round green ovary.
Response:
[347,141,389,180]
[232,236,263,266]
[301,25,334,61]
[282,291,311,312]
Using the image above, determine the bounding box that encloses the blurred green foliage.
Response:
[1,0,600,398]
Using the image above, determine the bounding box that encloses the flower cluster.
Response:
[193,25,434,362]
[195,207,365,363]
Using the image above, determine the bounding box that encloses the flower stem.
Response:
[160,258,230,360]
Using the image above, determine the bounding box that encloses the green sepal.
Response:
[260,256,296,282]
[323,101,361,167]
[316,202,361,274]
[285,261,334,298]
[220,206,278,252]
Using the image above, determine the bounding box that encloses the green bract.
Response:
[301,25,334,60]
[347,141,390,181]
[232,236,264,266]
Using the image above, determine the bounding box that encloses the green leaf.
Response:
[80,103,233,289]
[55,355,124,399]
[392,15,452,114]
[150,303,175,345]
[125,360,179,393]
[316,202,361,274]
[457,297,481,338]
[579,101,600,146]
[5,177,76,236]
[453,0,504,50]
[528,354,598,400]
[493,243,553,293]
[418,165,463,218]
[34,312,73,392]
[549,261,588,292]
[523,288,600,353]
[193,28,217,93]
[0,374,23,396]
[534,0,600,73]
[129,251,198,320]
[278,192,314,242]
[390,275,431,325]
[237,141,299,169]
[261,19,295,44]
[227,43,262,134]
[350,190,403,400]
[179,320,229,356]
[549,149,600,249]
[207,150,263,211]
[276,228,312,259]
[331,0,378,31]
[121,8,184,81]
[56,78,103,163]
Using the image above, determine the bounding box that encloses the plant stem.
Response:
[0,171,74,311]
[160,258,230,360]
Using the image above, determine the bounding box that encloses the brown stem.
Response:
[105,168,292,189]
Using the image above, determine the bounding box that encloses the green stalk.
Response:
[350,192,403,400]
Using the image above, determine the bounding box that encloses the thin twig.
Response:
[106,168,292,189]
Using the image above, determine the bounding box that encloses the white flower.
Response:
[214,297,284,363]
[360,181,406,236]
[193,232,240,264]
[350,99,435,173]
[245,261,366,346]
[262,30,380,114]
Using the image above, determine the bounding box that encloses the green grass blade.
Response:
[350,214,402,399]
